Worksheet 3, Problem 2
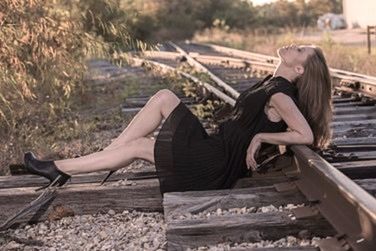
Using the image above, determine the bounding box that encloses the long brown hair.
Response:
[294,47,333,150]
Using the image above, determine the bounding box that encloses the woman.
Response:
[24,44,333,195]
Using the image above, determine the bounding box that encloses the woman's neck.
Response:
[273,63,298,83]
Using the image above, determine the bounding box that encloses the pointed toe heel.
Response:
[24,151,71,191]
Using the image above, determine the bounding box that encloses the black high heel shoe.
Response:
[24,151,72,192]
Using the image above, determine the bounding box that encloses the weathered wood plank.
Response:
[332,128,376,138]
[333,113,376,122]
[231,248,318,251]
[0,178,162,229]
[331,137,376,145]
[163,186,305,222]
[333,101,368,107]
[331,122,376,131]
[0,174,302,227]
[124,96,194,106]
[1,169,291,190]
[328,151,376,160]
[122,103,196,113]
[354,179,376,197]
[166,212,335,250]
[0,167,157,189]
[233,176,295,189]
[333,106,376,115]
[334,160,376,179]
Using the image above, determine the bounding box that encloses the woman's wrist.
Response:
[254,133,264,143]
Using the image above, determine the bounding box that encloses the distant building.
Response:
[343,0,376,28]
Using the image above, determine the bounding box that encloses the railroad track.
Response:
[132,42,376,250]
[1,42,375,251]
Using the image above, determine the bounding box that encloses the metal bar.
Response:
[140,46,376,97]
[168,41,241,99]
[196,42,376,86]
[130,57,235,106]
[291,145,376,251]
[367,26,371,54]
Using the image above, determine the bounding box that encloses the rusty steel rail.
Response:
[194,42,376,81]
[136,43,376,250]
[130,57,235,106]
[292,145,376,251]
[184,42,376,99]
[168,41,240,98]
[139,47,376,100]
[139,50,275,78]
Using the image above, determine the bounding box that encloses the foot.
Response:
[24,151,71,187]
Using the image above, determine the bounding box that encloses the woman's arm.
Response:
[246,93,314,170]
[263,92,314,145]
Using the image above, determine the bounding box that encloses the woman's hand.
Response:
[246,134,262,171]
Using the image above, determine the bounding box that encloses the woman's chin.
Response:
[276,48,283,58]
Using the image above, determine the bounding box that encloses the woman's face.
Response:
[277,44,316,69]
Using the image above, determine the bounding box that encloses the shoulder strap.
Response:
[230,74,273,121]
[264,77,298,105]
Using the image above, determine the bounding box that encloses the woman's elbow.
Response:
[303,132,314,145]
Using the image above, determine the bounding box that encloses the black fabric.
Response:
[154,74,298,196]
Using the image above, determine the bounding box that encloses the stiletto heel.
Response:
[97,147,116,186]
[99,170,116,185]
[24,151,71,191]
[35,183,51,192]
[34,174,71,192]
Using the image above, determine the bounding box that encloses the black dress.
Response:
[154,74,298,196]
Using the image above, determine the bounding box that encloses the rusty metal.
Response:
[168,41,241,99]
[130,57,236,106]
[139,45,376,99]
[188,41,376,96]
[334,76,376,99]
[273,182,297,192]
[194,41,376,80]
[291,145,376,251]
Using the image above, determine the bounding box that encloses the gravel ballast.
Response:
[1,210,167,251]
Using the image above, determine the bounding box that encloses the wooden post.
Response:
[367,25,376,55]
[367,25,371,54]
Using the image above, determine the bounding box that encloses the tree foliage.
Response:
[0,0,144,134]
[120,0,343,41]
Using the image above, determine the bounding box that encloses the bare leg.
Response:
[104,89,181,150]
[54,89,181,175]
[55,137,155,175]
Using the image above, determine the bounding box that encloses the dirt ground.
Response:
[300,28,375,47]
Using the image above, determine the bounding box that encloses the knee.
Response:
[154,89,179,106]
